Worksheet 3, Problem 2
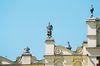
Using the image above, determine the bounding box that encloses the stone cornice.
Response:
[44,55,87,57]
[87,35,96,38]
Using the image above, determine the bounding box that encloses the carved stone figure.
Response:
[24,46,30,53]
[90,5,94,17]
[47,22,53,38]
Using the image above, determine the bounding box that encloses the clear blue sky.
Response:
[0,0,100,61]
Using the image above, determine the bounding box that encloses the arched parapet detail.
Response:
[73,61,82,66]
[54,60,63,66]
[54,57,64,66]
[73,56,84,66]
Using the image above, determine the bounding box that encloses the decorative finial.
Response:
[90,5,94,18]
[67,42,72,50]
[24,46,30,53]
[47,22,53,39]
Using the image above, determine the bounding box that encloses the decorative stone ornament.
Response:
[55,47,62,55]
[47,22,53,39]
[90,5,94,18]
[24,46,30,53]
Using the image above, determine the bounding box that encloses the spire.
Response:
[47,22,53,39]
[90,5,94,18]
[67,42,72,50]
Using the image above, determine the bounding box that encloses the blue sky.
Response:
[0,0,100,61]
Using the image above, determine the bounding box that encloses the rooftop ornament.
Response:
[67,42,72,50]
[24,46,30,53]
[47,22,53,39]
[90,5,94,18]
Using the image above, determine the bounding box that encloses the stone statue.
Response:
[47,22,53,38]
[24,46,30,53]
[67,42,72,50]
[90,5,94,17]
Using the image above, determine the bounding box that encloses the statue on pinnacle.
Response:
[24,46,30,53]
[90,5,94,18]
[47,22,53,39]
[67,42,72,50]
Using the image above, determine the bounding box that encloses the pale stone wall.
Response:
[21,56,32,64]
[45,44,54,55]
[63,51,72,55]
[91,57,98,66]
[45,56,54,66]
[87,18,100,47]
[87,36,96,47]
[87,19,97,47]
[45,55,88,66]
[1,61,11,64]
[45,39,55,55]
[63,57,73,66]
[88,57,95,66]
[87,22,96,35]
[45,64,54,66]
